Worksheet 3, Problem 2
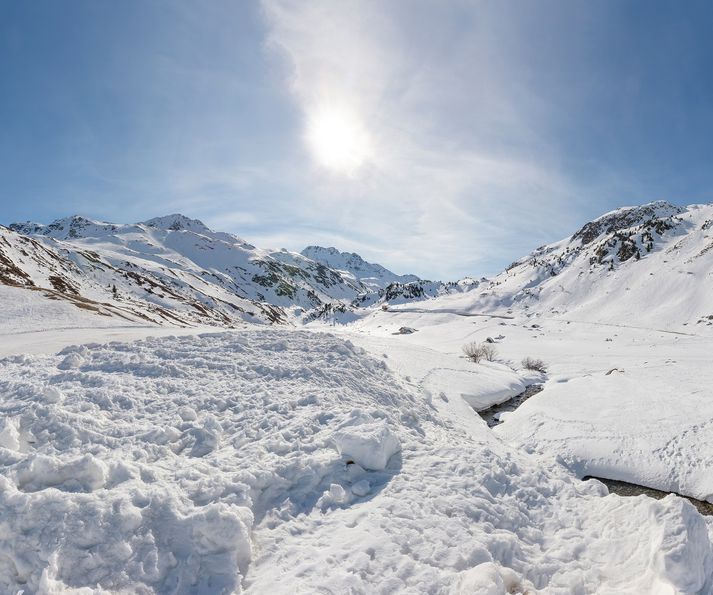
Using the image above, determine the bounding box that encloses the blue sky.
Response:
[2,1,713,279]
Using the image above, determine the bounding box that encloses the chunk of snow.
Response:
[333,419,401,471]
[455,562,533,595]
[318,483,349,508]
[187,419,221,457]
[178,406,197,421]
[345,461,366,481]
[0,418,20,451]
[351,480,371,497]
[58,353,83,370]
[42,386,64,404]
[15,454,107,493]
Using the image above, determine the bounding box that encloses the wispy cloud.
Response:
[259,0,586,278]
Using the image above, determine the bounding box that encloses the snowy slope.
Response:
[471,200,713,330]
[1,329,711,593]
[301,245,420,289]
[0,284,143,334]
[1,221,262,327]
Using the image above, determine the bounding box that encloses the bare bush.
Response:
[481,344,498,361]
[463,341,498,363]
[462,341,483,362]
[522,357,547,373]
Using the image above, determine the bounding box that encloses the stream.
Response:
[477,384,543,428]
[585,476,713,516]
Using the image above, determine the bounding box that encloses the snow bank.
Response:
[496,367,713,503]
[0,331,427,593]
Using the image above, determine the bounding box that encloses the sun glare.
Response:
[306,107,371,175]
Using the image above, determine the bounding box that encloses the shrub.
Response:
[481,344,498,362]
[463,341,498,363]
[522,357,547,373]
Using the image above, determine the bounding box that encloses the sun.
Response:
[306,106,371,175]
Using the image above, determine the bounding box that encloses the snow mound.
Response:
[333,418,401,470]
[0,330,427,593]
[495,367,713,503]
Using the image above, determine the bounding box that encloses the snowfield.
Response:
[0,284,143,336]
[1,330,712,593]
[342,304,713,498]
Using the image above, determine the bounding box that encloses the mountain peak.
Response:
[142,214,210,232]
[301,245,421,290]
[9,215,117,239]
[572,201,684,245]
[303,245,364,262]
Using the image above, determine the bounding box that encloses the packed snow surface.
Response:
[1,330,712,593]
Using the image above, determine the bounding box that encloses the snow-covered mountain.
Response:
[3,214,391,326]
[301,245,420,290]
[473,200,713,328]
[299,245,484,320]
[7,201,713,331]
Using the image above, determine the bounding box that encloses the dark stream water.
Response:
[477,384,543,428]
[585,476,713,516]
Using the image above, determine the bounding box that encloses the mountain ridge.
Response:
[6,200,713,331]
[2,214,432,327]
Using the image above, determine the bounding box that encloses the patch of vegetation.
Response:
[463,341,497,363]
[522,357,547,373]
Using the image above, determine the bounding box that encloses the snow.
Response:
[1,328,712,592]
[0,331,422,593]
[3,215,376,327]
[469,201,713,331]
[4,200,713,591]
[0,285,141,336]
[494,331,713,503]
[332,418,401,470]
[0,284,219,357]
[341,302,713,507]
